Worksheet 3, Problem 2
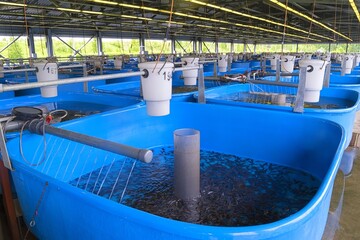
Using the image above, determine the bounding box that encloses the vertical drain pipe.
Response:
[174,128,200,201]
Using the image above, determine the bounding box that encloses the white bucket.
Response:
[355,54,360,67]
[138,61,174,116]
[218,54,228,72]
[0,60,3,78]
[270,54,280,70]
[271,93,287,106]
[303,54,312,60]
[114,56,123,70]
[94,58,102,69]
[34,61,58,98]
[299,59,327,102]
[321,53,331,62]
[343,55,355,74]
[281,55,296,76]
[181,57,199,85]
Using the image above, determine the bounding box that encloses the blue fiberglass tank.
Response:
[93,79,234,102]
[193,83,359,148]
[6,102,345,240]
[3,71,106,96]
[329,72,360,93]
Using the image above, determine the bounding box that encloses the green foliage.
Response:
[0,35,359,60]
[145,40,171,54]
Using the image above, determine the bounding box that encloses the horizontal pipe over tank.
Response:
[0,71,145,92]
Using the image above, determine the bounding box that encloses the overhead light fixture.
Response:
[349,0,360,22]
[56,8,81,13]
[121,15,152,21]
[81,10,103,15]
[0,1,26,7]
[88,0,327,42]
[185,0,334,41]
[268,0,352,41]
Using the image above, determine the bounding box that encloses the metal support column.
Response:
[139,34,146,54]
[46,29,54,57]
[346,43,349,53]
[171,38,176,54]
[296,43,299,53]
[192,38,197,54]
[27,29,37,58]
[254,43,257,54]
[215,41,219,54]
[97,31,104,56]
[198,38,202,54]
[230,41,234,53]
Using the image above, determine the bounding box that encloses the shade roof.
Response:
[0,0,359,43]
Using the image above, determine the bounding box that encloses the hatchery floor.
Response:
[1,144,360,240]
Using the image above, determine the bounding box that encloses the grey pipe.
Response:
[58,64,86,69]
[1,68,36,73]
[247,79,298,88]
[173,66,199,72]
[28,120,152,163]
[0,71,145,93]
[174,128,200,200]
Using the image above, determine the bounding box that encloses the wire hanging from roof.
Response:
[281,0,289,53]
[153,0,174,72]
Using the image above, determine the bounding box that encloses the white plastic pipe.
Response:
[0,68,37,74]
[58,64,86,69]
[0,71,145,93]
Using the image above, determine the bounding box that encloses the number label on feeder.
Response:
[163,71,172,81]
[47,67,57,75]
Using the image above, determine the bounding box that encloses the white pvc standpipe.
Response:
[34,61,58,97]
[270,54,280,70]
[174,128,200,201]
[138,61,174,116]
[217,54,228,72]
[299,59,327,102]
[281,55,296,78]
[181,57,199,85]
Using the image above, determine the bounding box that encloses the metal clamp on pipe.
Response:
[27,119,153,163]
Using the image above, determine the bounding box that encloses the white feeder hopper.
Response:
[299,59,327,103]
[217,54,228,72]
[342,54,355,74]
[0,60,3,78]
[321,53,331,62]
[138,62,174,116]
[280,55,296,77]
[114,56,123,70]
[34,60,58,98]
[181,57,199,85]
[355,54,360,67]
[304,54,312,60]
[270,54,280,70]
